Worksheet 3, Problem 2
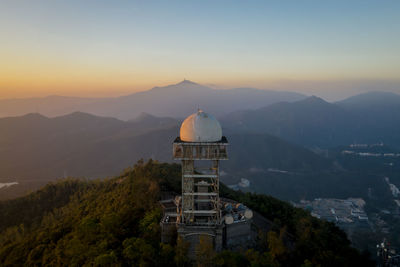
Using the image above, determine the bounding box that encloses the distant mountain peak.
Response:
[177,79,197,85]
[56,112,122,123]
[134,112,157,121]
[297,95,330,105]
[147,80,212,94]
[60,111,95,118]
[337,91,400,107]
[173,79,207,89]
[306,95,325,101]
[21,113,49,119]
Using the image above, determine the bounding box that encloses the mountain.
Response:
[226,133,333,173]
[222,96,355,147]
[222,94,400,148]
[0,96,100,118]
[0,112,334,200]
[1,111,393,208]
[0,161,374,266]
[337,92,400,141]
[0,80,306,120]
[337,91,400,109]
[128,112,179,130]
[0,112,175,182]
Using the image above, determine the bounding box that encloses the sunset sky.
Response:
[1,0,399,100]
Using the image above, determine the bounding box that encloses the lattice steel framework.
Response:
[173,137,228,226]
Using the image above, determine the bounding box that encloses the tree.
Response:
[267,231,286,261]
[174,236,191,267]
[196,234,216,267]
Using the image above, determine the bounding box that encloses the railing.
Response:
[173,144,228,160]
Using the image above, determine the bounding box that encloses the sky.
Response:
[1,0,399,100]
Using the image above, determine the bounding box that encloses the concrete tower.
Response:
[173,109,228,251]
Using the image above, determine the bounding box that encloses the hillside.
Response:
[1,111,396,215]
[336,91,400,109]
[0,112,334,200]
[0,80,306,120]
[222,94,400,148]
[227,133,332,172]
[128,112,178,128]
[0,160,374,266]
[0,96,100,119]
[0,112,175,180]
[1,111,393,205]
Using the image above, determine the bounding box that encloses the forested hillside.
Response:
[0,160,374,266]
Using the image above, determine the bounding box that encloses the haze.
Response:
[1,0,399,101]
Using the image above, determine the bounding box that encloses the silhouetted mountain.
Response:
[337,91,400,109]
[80,80,307,119]
[0,80,306,119]
[0,112,333,199]
[227,133,333,173]
[0,96,100,118]
[128,112,179,130]
[0,112,172,183]
[223,96,355,147]
[1,110,397,252]
[223,95,400,148]
[336,92,400,141]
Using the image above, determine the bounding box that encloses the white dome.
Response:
[180,110,222,142]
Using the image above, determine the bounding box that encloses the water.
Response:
[0,182,19,189]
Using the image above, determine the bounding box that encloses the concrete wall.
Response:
[225,220,252,249]
[177,224,223,258]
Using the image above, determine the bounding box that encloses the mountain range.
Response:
[0,111,337,200]
[0,84,399,261]
[1,86,400,202]
[222,91,400,148]
[0,80,306,120]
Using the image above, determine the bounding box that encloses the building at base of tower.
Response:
[160,110,253,256]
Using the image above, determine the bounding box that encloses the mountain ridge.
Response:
[337,91,400,107]
[0,111,333,200]
[0,80,306,119]
[222,93,400,148]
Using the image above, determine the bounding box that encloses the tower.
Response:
[173,110,228,251]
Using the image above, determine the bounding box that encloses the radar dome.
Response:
[180,110,222,142]
[224,214,234,225]
[244,209,253,219]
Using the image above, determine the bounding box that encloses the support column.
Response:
[182,160,194,223]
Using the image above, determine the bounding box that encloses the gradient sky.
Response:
[1,0,399,100]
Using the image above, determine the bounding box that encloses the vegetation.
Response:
[0,160,374,266]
